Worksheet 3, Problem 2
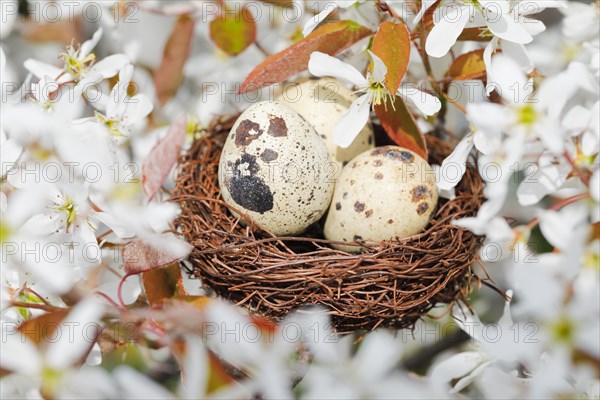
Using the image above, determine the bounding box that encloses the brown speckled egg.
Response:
[324,146,438,252]
[218,101,334,236]
[276,78,375,169]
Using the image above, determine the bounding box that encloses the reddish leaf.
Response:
[372,21,411,93]
[142,263,187,304]
[375,96,428,160]
[418,0,441,34]
[239,20,372,93]
[590,222,600,242]
[458,27,494,42]
[154,15,195,105]
[447,49,486,81]
[123,238,192,275]
[19,309,69,345]
[142,117,187,200]
[210,5,257,56]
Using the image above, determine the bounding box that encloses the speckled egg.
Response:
[324,146,438,252]
[218,101,335,236]
[276,78,375,168]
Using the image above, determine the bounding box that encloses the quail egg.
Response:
[218,101,335,236]
[276,78,375,168]
[324,146,438,252]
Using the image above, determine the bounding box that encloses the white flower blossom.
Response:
[308,50,440,148]
[24,28,128,92]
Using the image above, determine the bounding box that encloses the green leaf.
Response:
[210,5,257,56]
[374,96,428,160]
[239,20,373,93]
[447,49,486,81]
[372,21,411,93]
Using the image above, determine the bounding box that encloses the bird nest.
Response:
[172,115,485,332]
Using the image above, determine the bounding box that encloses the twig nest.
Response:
[324,146,439,252]
[173,116,485,332]
[276,78,375,167]
[218,101,334,236]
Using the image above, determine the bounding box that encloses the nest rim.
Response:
[172,115,485,333]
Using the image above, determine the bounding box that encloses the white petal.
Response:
[502,41,533,73]
[85,343,102,366]
[426,4,471,58]
[19,213,62,236]
[114,367,176,400]
[179,335,208,399]
[106,82,124,120]
[90,54,130,79]
[517,153,569,206]
[568,61,599,94]
[436,133,474,191]
[0,331,41,374]
[354,330,402,381]
[537,117,564,154]
[433,165,456,200]
[202,300,259,364]
[75,224,101,265]
[124,94,154,123]
[308,51,367,87]
[24,59,63,80]
[367,50,387,83]
[522,18,546,36]
[47,297,105,370]
[490,54,531,104]
[563,105,591,131]
[484,38,498,96]
[397,85,441,116]
[430,351,491,388]
[21,240,79,293]
[467,108,511,155]
[581,102,600,156]
[333,95,371,148]
[539,204,587,252]
[336,0,356,9]
[451,359,495,393]
[453,216,513,243]
[482,3,533,44]
[80,28,103,57]
[94,211,135,238]
[302,4,337,37]
[591,169,600,202]
[56,367,118,399]
[118,63,134,87]
[0,137,22,178]
[467,102,513,141]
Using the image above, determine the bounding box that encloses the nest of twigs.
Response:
[172,115,485,332]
